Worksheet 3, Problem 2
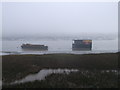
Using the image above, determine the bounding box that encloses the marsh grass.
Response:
[2,53,119,88]
[3,70,118,88]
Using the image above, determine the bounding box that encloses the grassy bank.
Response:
[2,52,119,88]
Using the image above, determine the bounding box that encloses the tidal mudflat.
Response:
[2,52,118,88]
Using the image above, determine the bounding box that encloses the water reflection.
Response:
[11,69,79,84]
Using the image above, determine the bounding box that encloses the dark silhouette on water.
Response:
[21,44,48,51]
[72,40,92,51]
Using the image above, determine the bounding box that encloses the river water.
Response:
[0,34,118,55]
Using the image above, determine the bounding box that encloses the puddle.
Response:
[9,69,118,85]
[11,69,79,84]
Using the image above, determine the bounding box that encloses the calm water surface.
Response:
[1,34,118,55]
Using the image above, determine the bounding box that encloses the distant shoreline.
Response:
[0,51,118,56]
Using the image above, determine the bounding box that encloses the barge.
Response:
[72,40,92,51]
[21,44,48,51]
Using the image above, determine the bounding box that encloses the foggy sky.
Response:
[2,2,118,36]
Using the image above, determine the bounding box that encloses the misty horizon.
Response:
[2,33,118,41]
[2,2,118,36]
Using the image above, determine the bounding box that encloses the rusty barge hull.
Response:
[21,44,48,51]
[72,40,92,51]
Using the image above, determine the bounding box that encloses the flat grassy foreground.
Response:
[2,52,119,88]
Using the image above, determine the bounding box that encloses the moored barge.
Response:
[21,44,48,50]
[72,40,92,51]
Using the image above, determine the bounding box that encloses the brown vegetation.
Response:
[2,52,119,88]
